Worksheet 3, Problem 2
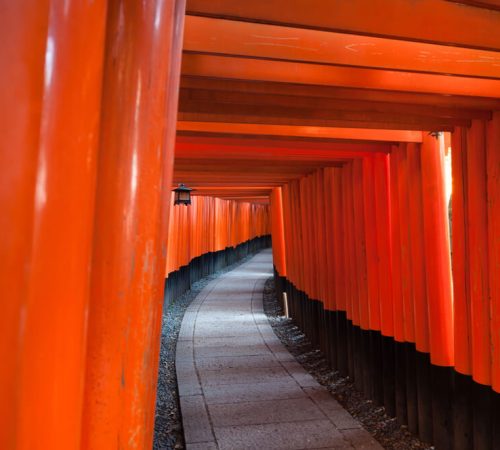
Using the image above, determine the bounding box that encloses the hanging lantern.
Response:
[173,183,193,206]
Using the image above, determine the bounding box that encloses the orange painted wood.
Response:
[179,102,470,130]
[184,15,500,78]
[280,185,290,275]
[331,168,346,312]
[0,2,49,447]
[148,0,187,429]
[487,112,500,393]
[466,120,491,385]
[270,188,287,277]
[281,185,293,283]
[363,157,381,331]
[182,54,500,98]
[177,135,391,155]
[396,144,416,343]
[323,168,335,311]
[389,146,405,343]
[17,2,107,449]
[186,0,500,50]
[178,121,424,142]
[315,172,325,303]
[286,182,299,291]
[353,159,369,330]
[407,143,430,353]
[451,127,473,376]
[81,2,183,448]
[181,77,500,111]
[301,176,314,299]
[180,113,456,133]
[344,163,357,323]
[291,181,303,292]
[181,88,492,122]
[373,154,394,338]
[421,133,454,367]
[316,170,328,306]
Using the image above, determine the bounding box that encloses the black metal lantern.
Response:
[173,183,193,206]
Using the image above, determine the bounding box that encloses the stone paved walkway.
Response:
[176,249,382,450]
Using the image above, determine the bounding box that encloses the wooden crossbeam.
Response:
[184,16,500,79]
[186,0,500,51]
[181,77,500,110]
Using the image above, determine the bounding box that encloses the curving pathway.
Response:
[176,249,382,450]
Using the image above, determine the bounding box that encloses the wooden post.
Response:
[81,1,185,448]
[0,2,50,448]
[487,112,500,394]
[420,133,454,367]
[2,1,107,449]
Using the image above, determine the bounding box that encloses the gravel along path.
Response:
[263,278,433,450]
[153,254,258,450]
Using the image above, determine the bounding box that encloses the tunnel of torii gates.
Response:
[3,1,500,450]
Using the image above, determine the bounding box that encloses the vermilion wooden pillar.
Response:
[81,1,185,449]
[466,120,491,386]
[353,159,369,330]
[0,1,106,448]
[407,143,430,354]
[149,0,186,424]
[0,3,50,448]
[451,126,472,376]
[331,168,345,312]
[299,177,312,298]
[316,170,328,305]
[363,156,381,331]
[487,112,500,393]
[16,2,108,450]
[373,153,393,338]
[322,168,334,311]
[270,187,287,277]
[396,144,415,344]
[344,163,358,324]
[390,146,405,343]
[420,133,454,367]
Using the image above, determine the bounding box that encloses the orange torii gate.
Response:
[2,1,500,450]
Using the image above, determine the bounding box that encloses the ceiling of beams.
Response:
[174,0,500,203]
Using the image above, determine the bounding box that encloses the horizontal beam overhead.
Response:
[179,103,470,130]
[184,16,500,79]
[186,0,500,51]
[175,161,334,172]
[180,88,492,121]
[177,121,424,142]
[177,135,391,153]
[179,111,452,131]
[182,53,500,98]
[181,77,500,110]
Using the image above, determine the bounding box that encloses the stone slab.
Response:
[199,365,290,386]
[195,354,282,371]
[203,380,307,404]
[214,420,349,450]
[180,395,214,444]
[208,397,326,427]
[175,250,381,450]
